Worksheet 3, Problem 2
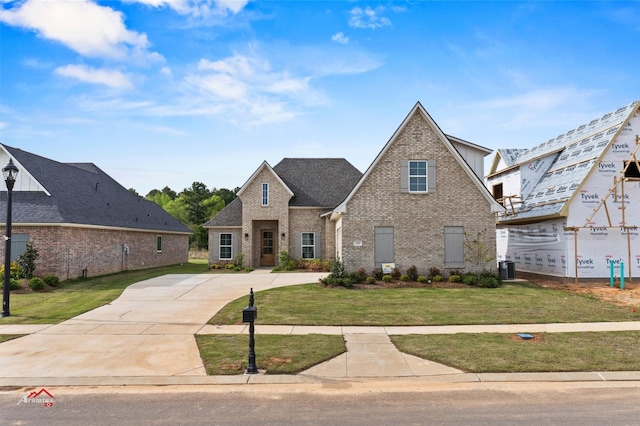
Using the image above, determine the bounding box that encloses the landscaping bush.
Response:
[382,275,392,283]
[366,276,377,284]
[354,268,368,282]
[391,267,401,280]
[43,273,60,287]
[406,265,419,281]
[1,278,21,291]
[432,275,443,282]
[448,274,461,283]
[461,273,477,286]
[372,268,383,280]
[28,277,45,291]
[428,267,441,279]
[17,241,39,279]
[345,272,364,285]
[477,271,503,288]
[417,275,429,283]
[399,274,410,282]
[278,251,298,271]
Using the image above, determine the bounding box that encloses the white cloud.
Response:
[127,0,249,16]
[331,32,349,44]
[160,66,174,77]
[0,0,158,61]
[55,64,134,90]
[349,6,391,29]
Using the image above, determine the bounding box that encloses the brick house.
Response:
[0,144,190,280]
[205,102,502,275]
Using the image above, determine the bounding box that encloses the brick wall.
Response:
[239,168,292,267]
[339,112,496,276]
[0,225,189,280]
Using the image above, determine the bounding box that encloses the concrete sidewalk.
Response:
[1,272,640,387]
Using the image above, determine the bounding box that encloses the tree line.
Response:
[129,183,239,250]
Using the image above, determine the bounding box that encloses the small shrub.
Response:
[461,273,477,286]
[225,263,235,270]
[355,268,368,282]
[391,267,401,280]
[382,275,392,283]
[233,266,242,271]
[244,267,254,272]
[478,271,503,288]
[278,251,298,271]
[234,252,244,268]
[10,278,21,290]
[366,276,377,284]
[417,275,428,283]
[1,278,21,291]
[28,277,45,291]
[432,275,443,282]
[399,274,410,282]
[271,266,281,272]
[43,273,60,287]
[345,272,364,285]
[330,260,346,279]
[448,274,461,283]
[17,241,39,279]
[428,267,441,278]
[406,265,419,281]
[372,268,383,280]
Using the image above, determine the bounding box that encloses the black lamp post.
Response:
[2,159,18,318]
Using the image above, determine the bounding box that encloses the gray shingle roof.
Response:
[1,144,190,233]
[203,158,362,227]
[203,197,242,227]
[273,158,362,207]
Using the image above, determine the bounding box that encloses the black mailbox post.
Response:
[242,288,258,374]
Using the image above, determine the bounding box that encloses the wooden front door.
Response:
[260,230,275,267]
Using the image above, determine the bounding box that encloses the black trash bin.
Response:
[499,261,516,280]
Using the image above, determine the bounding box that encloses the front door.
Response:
[260,230,275,267]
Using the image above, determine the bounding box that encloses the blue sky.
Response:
[1,1,640,196]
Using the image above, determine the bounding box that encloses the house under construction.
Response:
[486,100,640,280]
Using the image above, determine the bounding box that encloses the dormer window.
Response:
[262,183,269,206]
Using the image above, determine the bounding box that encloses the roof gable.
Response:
[495,101,640,223]
[0,144,190,233]
[236,161,294,199]
[335,101,503,214]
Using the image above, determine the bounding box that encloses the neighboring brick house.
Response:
[0,144,190,280]
[205,102,502,275]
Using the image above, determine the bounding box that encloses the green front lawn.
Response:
[210,282,637,326]
[195,334,345,375]
[392,331,640,372]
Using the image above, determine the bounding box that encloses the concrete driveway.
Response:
[0,271,327,378]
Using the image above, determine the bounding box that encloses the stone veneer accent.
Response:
[0,225,189,280]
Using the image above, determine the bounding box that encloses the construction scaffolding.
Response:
[565,135,640,284]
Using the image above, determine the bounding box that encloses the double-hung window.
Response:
[409,160,427,193]
[262,183,269,206]
[301,232,315,259]
[219,233,232,260]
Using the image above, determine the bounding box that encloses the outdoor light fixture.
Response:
[2,159,19,318]
[244,233,249,240]
[281,232,286,240]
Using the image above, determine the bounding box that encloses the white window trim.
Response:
[262,183,269,206]
[409,160,428,193]
[301,232,315,259]
[219,233,233,260]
